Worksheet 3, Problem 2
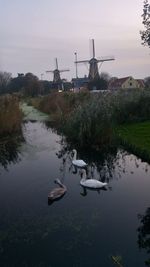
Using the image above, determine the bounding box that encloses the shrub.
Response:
[0,95,22,137]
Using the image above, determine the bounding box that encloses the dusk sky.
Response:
[0,0,149,81]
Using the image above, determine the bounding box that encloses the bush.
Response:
[0,95,22,137]
[31,91,90,122]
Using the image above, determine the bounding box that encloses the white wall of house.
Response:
[121,77,139,89]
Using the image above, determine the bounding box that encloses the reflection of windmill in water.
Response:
[75,39,115,89]
[46,58,70,90]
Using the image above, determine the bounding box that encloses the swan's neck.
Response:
[73,150,77,161]
[55,179,65,189]
[81,170,87,181]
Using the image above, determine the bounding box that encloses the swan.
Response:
[48,179,67,202]
[80,169,107,189]
[72,149,87,168]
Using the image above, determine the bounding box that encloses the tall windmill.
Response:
[46,58,69,87]
[75,39,115,81]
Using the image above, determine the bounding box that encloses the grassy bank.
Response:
[28,92,90,124]
[117,121,150,161]
[29,89,150,152]
[0,95,22,138]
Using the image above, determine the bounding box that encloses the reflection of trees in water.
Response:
[55,140,119,184]
[137,207,150,266]
[56,139,150,187]
[117,150,150,176]
[44,120,54,129]
[0,138,23,170]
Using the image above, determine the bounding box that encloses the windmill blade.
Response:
[46,70,54,73]
[75,60,89,64]
[55,58,59,69]
[92,39,95,58]
[97,56,115,62]
[59,69,70,72]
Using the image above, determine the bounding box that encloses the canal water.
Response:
[0,106,150,267]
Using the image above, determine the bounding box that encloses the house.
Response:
[108,76,143,90]
[72,77,89,92]
[136,79,145,89]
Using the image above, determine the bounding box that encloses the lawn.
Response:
[117,121,150,161]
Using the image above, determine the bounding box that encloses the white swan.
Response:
[80,169,107,189]
[72,149,87,168]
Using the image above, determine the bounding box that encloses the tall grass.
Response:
[31,89,150,148]
[63,93,114,147]
[111,88,150,124]
[0,95,22,137]
[30,92,90,123]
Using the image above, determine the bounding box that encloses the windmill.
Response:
[75,39,115,81]
[46,58,70,89]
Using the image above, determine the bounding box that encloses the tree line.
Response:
[0,72,54,96]
[0,71,150,97]
[0,71,114,96]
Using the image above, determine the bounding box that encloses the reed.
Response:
[30,91,90,122]
[30,88,150,149]
[111,88,150,124]
[0,95,22,137]
[62,89,150,147]
[63,93,114,147]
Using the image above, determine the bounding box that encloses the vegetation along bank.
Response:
[0,95,22,138]
[30,88,150,158]
[117,121,150,162]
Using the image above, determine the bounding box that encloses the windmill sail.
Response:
[46,58,70,83]
[75,39,115,81]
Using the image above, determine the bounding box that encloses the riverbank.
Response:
[27,89,150,160]
[21,102,50,121]
[117,121,150,161]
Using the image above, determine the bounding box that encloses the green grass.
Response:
[117,121,150,160]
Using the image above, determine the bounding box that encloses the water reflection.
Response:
[137,207,150,266]
[0,137,23,171]
[55,144,118,185]
[48,192,67,205]
[55,143,150,204]
[80,186,107,197]
[1,120,150,267]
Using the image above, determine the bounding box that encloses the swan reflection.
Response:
[80,185,107,196]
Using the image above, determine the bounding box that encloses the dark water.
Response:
[0,120,150,267]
